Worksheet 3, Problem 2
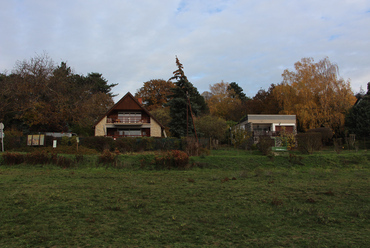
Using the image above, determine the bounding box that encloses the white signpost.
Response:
[0,123,4,152]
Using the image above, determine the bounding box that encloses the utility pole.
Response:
[186,92,199,145]
[186,92,189,138]
[0,123,4,152]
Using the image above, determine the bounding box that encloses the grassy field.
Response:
[0,149,369,247]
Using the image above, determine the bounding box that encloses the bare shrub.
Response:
[57,156,74,168]
[25,150,51,165]
[81,137,114,152]
[297,132,322,154]
[115,138,136,153]
[231,129,252,149]
[278,127,297,150]
[307,127,333,146]
[2,152,25,165]
[98,150,117,165]
[75,154,84,163]
[198,147,211,157]
[182,137,199,156]
[257,136,274,155]
[288,153,304,165]
[333,138,343,154]
[154,150,189,169]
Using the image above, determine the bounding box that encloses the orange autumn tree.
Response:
[135,79,175,111]
[205,81,246,122]
[273,57,356,134]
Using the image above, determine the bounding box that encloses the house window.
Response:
[118,129,142,137]
[118,112,142,123]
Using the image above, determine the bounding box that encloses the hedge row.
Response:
[80,137,183,153]
[1,149,192,170]
[1,151,81,168]
[3,136,192,153]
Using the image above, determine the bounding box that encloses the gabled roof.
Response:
[94,92,165,129]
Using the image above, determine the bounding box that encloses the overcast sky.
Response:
[1,0,369,101]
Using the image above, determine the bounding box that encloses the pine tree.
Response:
[345,82,370,137]
[228,82,249,102]
[167,57,207,138]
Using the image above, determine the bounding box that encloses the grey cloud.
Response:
[1,0,369,101]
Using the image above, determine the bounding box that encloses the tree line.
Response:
[0,53,116,136]
[1,54,364,139]
[137,57,360,140]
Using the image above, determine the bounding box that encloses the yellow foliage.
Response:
[273,57,356,133]
[206,81,243,121]
[231,129,252,148]
[278,127,296,150]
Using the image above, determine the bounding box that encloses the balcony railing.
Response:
[107,117,150,124]
[253,131,281,137]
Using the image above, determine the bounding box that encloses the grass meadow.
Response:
[0,149,369,247]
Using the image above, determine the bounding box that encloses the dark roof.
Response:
[94,92,165,129]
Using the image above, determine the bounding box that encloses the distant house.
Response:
[94,92,166,138]
[235,114,296,143]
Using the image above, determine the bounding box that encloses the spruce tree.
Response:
[345,83,370,137]
[228,82,249,102]
[167,57,207,138]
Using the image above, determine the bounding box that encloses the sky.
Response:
[1,0,370,101]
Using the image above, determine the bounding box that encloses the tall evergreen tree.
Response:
[167,57,208,138]
[345,82,370,137]
[228,82,249,102]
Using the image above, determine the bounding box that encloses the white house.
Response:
[235,114,296,143]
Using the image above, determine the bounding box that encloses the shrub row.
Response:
[4,135,213,154]
[153,150,190,169]
[79,137,210,154]
[79,137,182,153]
[1,151,81,168]
[254,133,324,155]
[306,127,333,146]
[1,149,193,170]
[96,149,191,169]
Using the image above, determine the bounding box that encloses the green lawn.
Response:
[0,149,369,247]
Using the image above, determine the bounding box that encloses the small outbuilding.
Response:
[235,114,296,142]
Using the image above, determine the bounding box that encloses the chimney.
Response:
[137,97,142,104]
